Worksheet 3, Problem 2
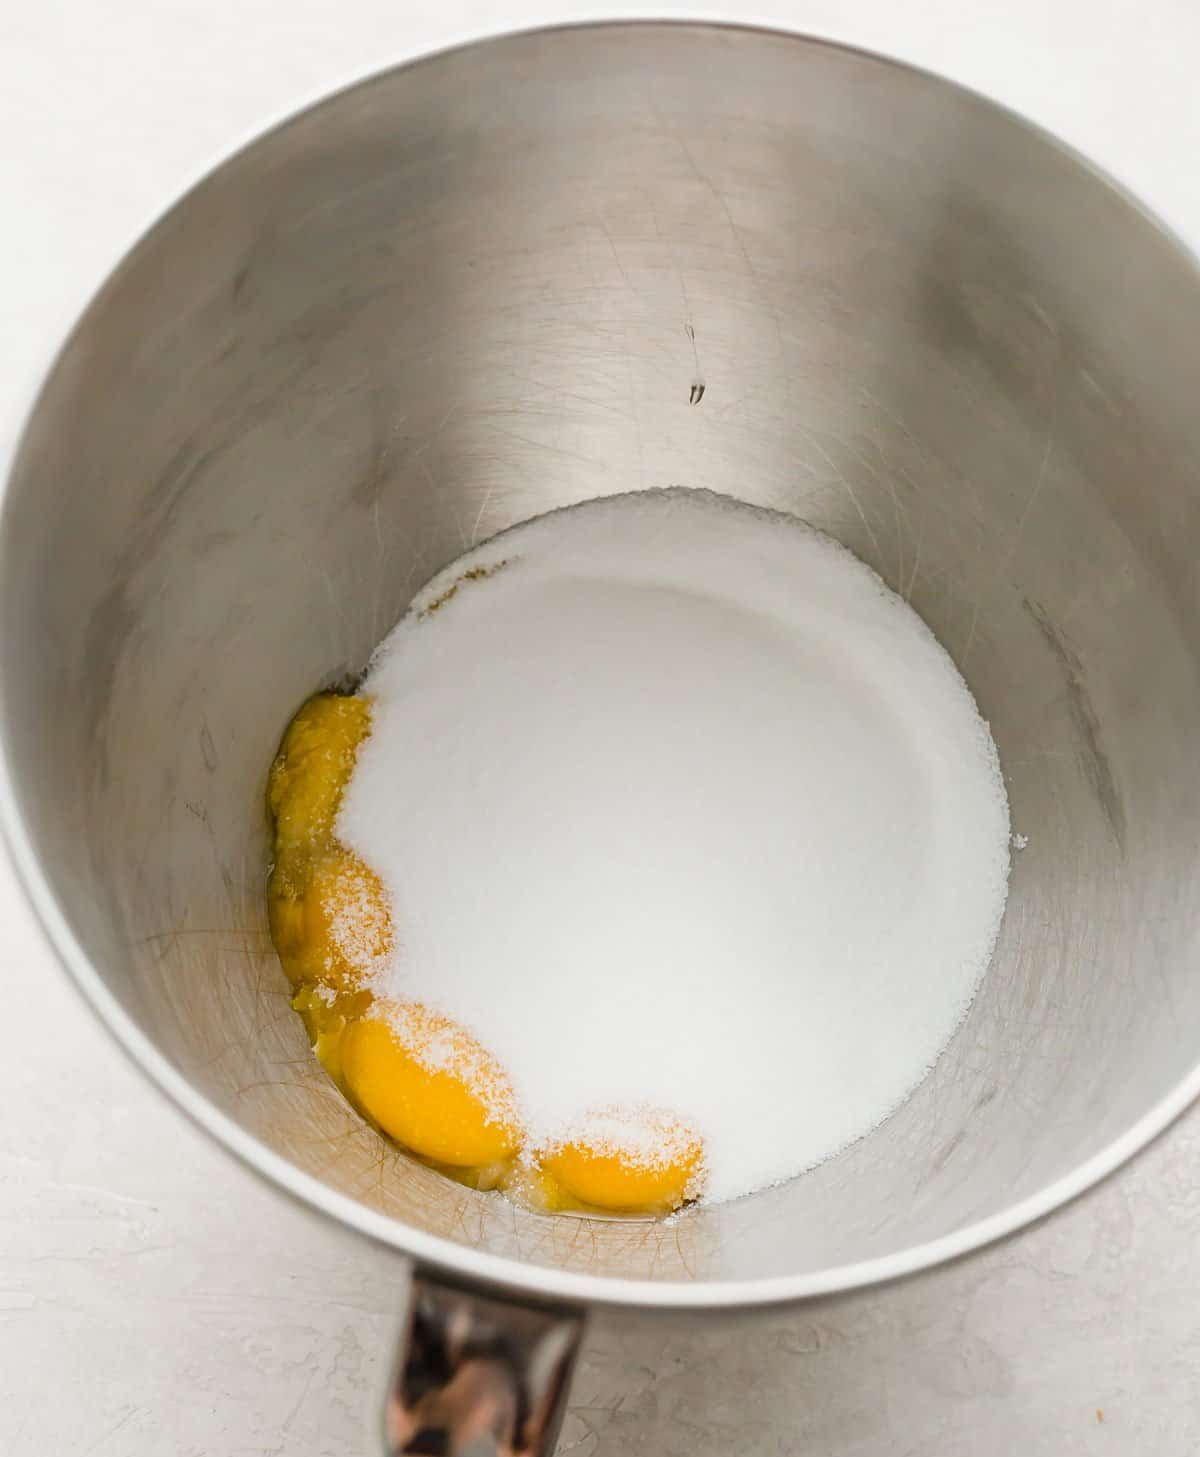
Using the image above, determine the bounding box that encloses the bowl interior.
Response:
[5,25,1200,1298]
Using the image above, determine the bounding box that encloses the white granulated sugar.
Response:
[338,489,1011,1204]
[325,869,392,981]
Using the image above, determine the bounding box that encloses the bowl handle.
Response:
[383,1270,585,1455]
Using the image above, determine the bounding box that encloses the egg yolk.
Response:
[265,688,707,1215]
[341,1002,521,1168]
[267,692,382,990]
[271,849,393,992]
[268,692,373,855]
[541,1111,704,1213]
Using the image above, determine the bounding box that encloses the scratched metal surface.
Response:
[3,19,1200,1450]
[7,23,1200,1293]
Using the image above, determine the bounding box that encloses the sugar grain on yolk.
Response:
[341,1002,521,1168]
[305,851,393,990]
[541,1110,704,1213]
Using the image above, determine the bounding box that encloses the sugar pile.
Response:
[337,489,1011,1204]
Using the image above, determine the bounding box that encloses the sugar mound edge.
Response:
[337,489,1011,1205]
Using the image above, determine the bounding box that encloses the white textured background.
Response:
[3,3,1199,1453]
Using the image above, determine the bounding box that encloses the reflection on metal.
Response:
[7,21,1200,1314]
[386,1276,582,1456]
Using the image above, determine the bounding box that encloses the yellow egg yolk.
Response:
[271,849,393,992]
[268,691,373,851]
[341,1002,521,1168]
[541,1110,704,1213]
[267,692,383,990]
[265,689,706,1215]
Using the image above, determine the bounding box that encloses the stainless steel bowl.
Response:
[4,22,1200,1453]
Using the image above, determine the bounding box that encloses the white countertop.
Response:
[3,4,1199,1453]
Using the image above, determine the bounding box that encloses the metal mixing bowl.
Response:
[3,20,1200,1451]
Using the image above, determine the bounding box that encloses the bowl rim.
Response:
[4,17,1200,1314]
